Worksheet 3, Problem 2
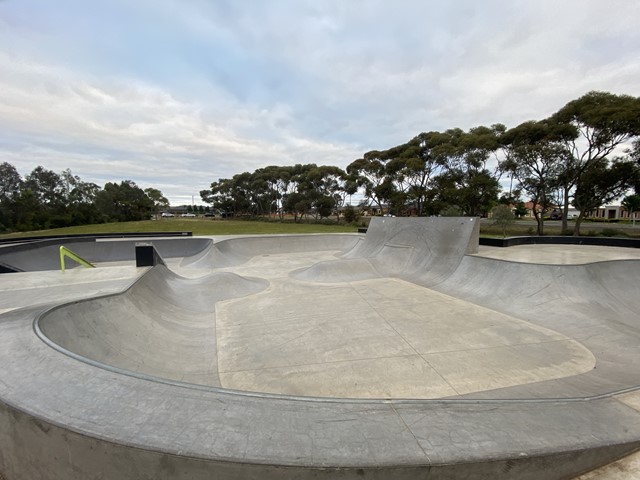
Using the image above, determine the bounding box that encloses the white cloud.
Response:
[0,52,362,203]
[0,0,639,204]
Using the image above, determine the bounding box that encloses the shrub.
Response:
[343,205,359,224]
[600,228,627,237]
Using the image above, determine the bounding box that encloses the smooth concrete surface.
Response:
[475,243,640,264]
[1,220,640,479]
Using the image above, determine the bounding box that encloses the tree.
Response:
[432,126,502,217]
[0,162,23,231]
[0,162,22,202]
[381,131,450,216]
[572,158,639,234]
[24,166,65,210]
[94,180,154,222]
[514,201,529,219]
[551,91,640,232]
[12,189,40,231]
[315,195,335,219]
[347,151,392,212]
[492,205,516,238]
[300,165,345,221]
[343,205,359,224]
[201,175,252,216]
[23,166,72,228]
[144,188,170,220]
[621,194,640,227]
[500,121,572,235]
[283,192,310,223]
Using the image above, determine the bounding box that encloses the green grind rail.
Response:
[59,246,95,272]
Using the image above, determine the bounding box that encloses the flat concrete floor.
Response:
[204,250,594,398]
[476,244,640,264]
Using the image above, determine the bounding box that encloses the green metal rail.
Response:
[59,246,95,272]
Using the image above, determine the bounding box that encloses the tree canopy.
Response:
[3,90,639,235]
[0,163,168,233]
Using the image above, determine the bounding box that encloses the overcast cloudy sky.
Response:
[1,0,639,205]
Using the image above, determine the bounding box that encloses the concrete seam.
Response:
[389,402,432,464]
[349,281,461,396]
[218,353,431,374]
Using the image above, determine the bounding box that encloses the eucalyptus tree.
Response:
[382,131,449,216]
[346,150,393,212]
[500,121,572,235]
[572,158,640,234]
[550,91,640,232]
[302,165,348,221]
[622,194,640,227]
[94,180,154,222]
[433,126,501,217]
[24,166,66,211]
[144,187,170,220]
[254,165,294,219]
[57,169,101,225]
[0,162,23,231]
[0,162,22,202]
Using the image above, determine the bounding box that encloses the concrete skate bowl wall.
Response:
[431,254,640,399]
[293,216,479,286]
[179,233,362,269]
[4,224,640,479]
[0,236,211,272]
[36,265,268,386]
[33,234,360,387]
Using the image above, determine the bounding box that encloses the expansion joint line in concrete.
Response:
[349,281,461,397]
[389,402,433,464]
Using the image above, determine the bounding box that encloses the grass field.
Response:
[1,217,638,239]
[0,218,360,238]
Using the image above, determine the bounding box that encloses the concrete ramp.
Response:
[4,224,640,480]
[37,265,268,386]
[180,233,361,270]
[293,216,479,285]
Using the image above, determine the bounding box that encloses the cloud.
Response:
[0,52,362,203]
[0,0,639,204]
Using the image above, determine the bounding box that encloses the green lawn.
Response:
[2,217,638,239]
[0,218,360,238]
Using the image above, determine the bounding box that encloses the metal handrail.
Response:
[59,246,95,272]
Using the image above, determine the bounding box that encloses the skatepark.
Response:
[1,217,640,479]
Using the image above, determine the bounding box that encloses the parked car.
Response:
[161,212,174,217]
[181,213,197,217]
[549,210,562,220]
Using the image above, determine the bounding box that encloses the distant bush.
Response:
[343,205,359,224]
[600,228,628,237]
[491,205,515,238]
[440,206,462,217]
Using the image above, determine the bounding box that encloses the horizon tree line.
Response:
[200,91,640,235]
[0,163,170,233]
[1,91,639,235]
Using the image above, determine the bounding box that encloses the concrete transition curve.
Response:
[0,218,639,479]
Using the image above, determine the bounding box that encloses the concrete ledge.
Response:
[0,231,192,246]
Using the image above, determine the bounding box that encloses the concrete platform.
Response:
[1,220,640,479]
[476,243,640,264]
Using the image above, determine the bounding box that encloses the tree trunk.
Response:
[561,188,570,232]
[534,210,544,236]
[573,213,585,236]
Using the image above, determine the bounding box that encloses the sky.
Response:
[1,0,639,205]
